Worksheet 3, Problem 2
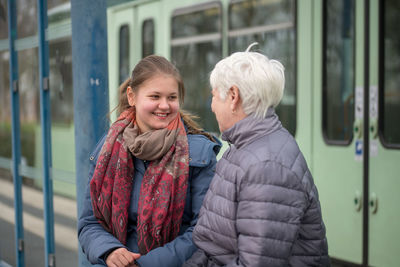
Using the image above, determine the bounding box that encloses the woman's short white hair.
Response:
[210,43,285,119]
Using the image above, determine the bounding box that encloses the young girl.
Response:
[78,55,220,267]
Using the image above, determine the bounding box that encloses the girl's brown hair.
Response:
[116,55,214,140]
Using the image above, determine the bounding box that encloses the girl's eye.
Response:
[150,95,159,99]
[169,95,178,100]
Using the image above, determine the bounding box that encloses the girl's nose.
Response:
[158,98,169,109]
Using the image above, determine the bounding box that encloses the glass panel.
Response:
[49,37,76,195]
[171,5,222,133]
[48,0,70,10]
[119,25,130,85]
[49,38,73,125]
[382,0,400,145]
[229,0,296,135]
[172,42,222,132]
[0,2,8,39]
[323,0,355,143]
[0,51,11,160]
[18,48,40,168]
[230,0,294,29]
[142,19,154,58]
[17,0,37,38]
[172,7,220,38]
[48,1,71,25]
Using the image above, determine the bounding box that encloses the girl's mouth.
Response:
[154,112,168,118]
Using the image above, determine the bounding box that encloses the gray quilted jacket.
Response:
[184,109,330,267]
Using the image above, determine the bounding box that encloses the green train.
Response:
[0,0,399,266]
[107,0,400,267]
[108,0,400,265]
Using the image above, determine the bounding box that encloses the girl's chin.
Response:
[149,121,170,130]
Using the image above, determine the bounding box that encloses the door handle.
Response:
[354,191,362,212]
[369,192,378,214]
[370,118,378,139]
[353,119,363,139]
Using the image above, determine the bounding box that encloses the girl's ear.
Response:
[127,86,135,106]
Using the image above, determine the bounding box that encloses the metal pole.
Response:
[7,0,25,266]
[71,0,109,266]
[37,0,56,266]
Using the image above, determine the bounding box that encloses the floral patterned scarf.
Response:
[90,107,189,254]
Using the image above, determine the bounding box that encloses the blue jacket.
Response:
[78,133,221,266]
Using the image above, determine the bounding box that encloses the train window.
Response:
[142,19,155,58]
[380,0,400,146]
[228,0,296,136]
[171,3,222,133]
[119,24,130,85]
[322,0,355,144]
[172,4,220,39]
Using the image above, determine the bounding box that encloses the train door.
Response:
[314,0,400,266]
[312,0,363,264]
[368,0,400,266]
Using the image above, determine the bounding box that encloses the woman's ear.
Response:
[229,86,241,112]
[127,86,135,106]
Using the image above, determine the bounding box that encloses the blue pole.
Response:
[37,0,56,266]
[71,1,109,266]
[7,0,25,266]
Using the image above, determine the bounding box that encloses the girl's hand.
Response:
[106,247,141,267]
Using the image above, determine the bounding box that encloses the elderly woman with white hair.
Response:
[184,44,330,267]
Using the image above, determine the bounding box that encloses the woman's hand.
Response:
[106,247,141,267]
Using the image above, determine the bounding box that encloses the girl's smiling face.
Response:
[127,74,180,133]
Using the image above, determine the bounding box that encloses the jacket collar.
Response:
[221,107,282,149]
